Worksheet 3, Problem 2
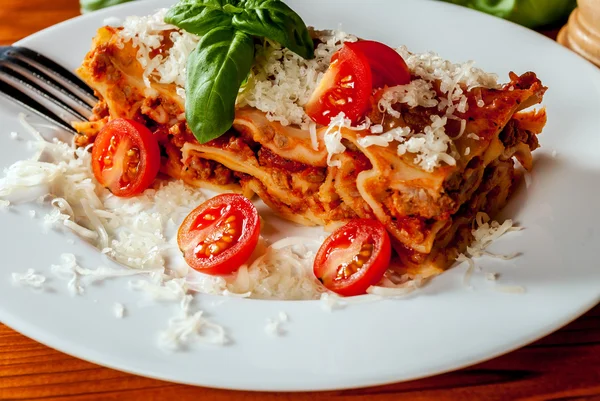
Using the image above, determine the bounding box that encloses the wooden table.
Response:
[1,1,600,400]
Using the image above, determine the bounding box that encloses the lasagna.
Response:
[74,10,547,281]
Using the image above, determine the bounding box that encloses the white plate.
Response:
[1,0,600,392]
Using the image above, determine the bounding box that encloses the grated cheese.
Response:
[10,131,18,139]
[158,310,228,350]
[378,79,439,114]
[322,112,371,167]
[467,212,522,258]
[396,115,457,171]
[457,253,476,289]
[396,46,498,112]
[454,213,523,290]
[119,9,199,88]
[115,10,502,173]
[12,269,46,290]
[0,199,10,210]
[495,285,526,294]
[225,237,325,300]
[114,302,125,318]
[319,292,347,312]
[358,125,411,148]
[366,279,420,297]
[237,30,357,129]
[264,312,288,336]
[51,253,155,296]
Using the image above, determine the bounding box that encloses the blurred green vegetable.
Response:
[80,0,135,13]
[441,0,577,28]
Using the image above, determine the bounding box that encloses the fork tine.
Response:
[7,47,96,99]
[0,65,89,122]
[3,46,97,107]
[2,54,95,117]
[0,79,78,134]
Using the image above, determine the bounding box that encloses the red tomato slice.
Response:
[177,194,260,275]
[305,42,372,125]
[314,219,391,296]
[91,118,161,198]
[352,40,411,89]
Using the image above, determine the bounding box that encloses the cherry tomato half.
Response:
[314,219,392,296]
[305,42,373,125]
[91,118,161,197]
[351,40,411,89]
[177,194,260,275]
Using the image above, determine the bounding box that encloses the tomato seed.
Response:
[335,242,374,281]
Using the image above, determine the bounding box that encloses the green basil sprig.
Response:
[165,0,315,144]
[185,27,255,143]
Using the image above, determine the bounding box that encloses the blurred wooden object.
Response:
[0,0,79,45]
[558,0,600,66]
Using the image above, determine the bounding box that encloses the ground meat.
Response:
[258,147,326,186]
[184,155,236,185]
[384,187,454,220]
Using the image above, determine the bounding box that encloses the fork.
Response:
[0,46,97,134]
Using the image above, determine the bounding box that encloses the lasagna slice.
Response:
[74,10,547,281]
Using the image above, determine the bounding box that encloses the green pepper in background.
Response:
[80,0,134,13]
[80,0,576,29]
[441,0,577,28]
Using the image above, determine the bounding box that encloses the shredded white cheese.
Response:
[226,237,325,300]
[238,30,357,129]
[12,269,46,290]
[119,9,199,88]
[319,292,347,312]
[10,131,18,139]
[0,199,10,210]
[467,212,522,258]
[366,280,420,297]
[158,310,228,350]
[51,253,154,296]
[322,112,372,167]
[457,253,476,289]
[396,115,457,171]
[495,285,526,294]
[455,213,523,290]
[378,79,439,114]
[264,312,288,336]
[114,302,125,318]
[115,10,502,173]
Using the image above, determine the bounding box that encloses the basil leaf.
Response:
[165,0,232,36]
[231,0,314,59]
[186,26,255,143]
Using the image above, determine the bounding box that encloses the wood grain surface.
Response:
[1,1,599,400]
